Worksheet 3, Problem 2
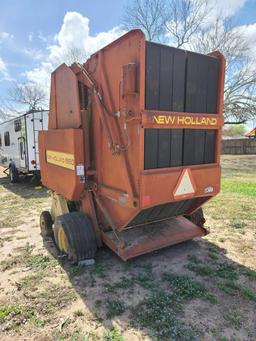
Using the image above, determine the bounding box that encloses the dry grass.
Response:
[0,155,255,341]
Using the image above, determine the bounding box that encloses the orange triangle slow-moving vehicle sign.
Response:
[173,168,196,200]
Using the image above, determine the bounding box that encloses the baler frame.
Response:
[39,30,225,261]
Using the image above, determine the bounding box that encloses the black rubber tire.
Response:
[40,211,53,239]
[185,208,205,227]
[54,212,97,262]
[9,165,19,183]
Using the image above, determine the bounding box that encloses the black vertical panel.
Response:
[170,129,183,166]
[204,130,216,163]
[207,58,219,113]
[144,128,216,169]
[185,54,197,112]
[145,42,160,109]
[172,49,186,112]
[194,130,206,164]
[194,54,208,112]
[159,47,174,111]
[144,129,158,169]
[145,42,219,114]
[158,129,171,167]
[186,53,208,113]
[183,129,196,165]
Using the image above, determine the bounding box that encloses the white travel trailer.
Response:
[0,110,48,182]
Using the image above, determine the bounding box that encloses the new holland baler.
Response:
[39,30,225,261]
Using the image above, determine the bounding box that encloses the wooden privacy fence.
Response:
[222,138,256,154]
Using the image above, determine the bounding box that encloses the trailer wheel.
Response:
[185,208,205,227]
[9,165,19,183]
[40,211,53,239]
[53,212,97,262]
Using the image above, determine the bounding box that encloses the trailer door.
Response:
[18,136,26,168]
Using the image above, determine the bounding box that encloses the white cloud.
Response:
[0,56,9,81]
[23,11,125,96]
[236,23,256,56]
[23,47,45,61]
[48,11,125,64]
[28,32,33,42]
[38,31,48,43]
[0,31,14,45]
[0,31,14,41]
[0,57,7,72]
[205,0,246,22]
[23,62,54,89]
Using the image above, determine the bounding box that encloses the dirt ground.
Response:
[0,155,255,341]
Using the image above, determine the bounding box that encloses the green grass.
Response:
[221,179,256,197]
[134,270,154,289]
[20,271,45,289]
[187,259,238,281]
[105,299,126,319]
[131,272,217,340]
[90,264,106,278]
[242,268,256,279]
[94,299,102,308]
[131,290,195,340]
[240,287,256,301]
[0,243,56,272]
[70,265,85,277]
[0,304,46,327]
[223,310,242,329]
[105,277,134,292]
[218,281,256,301]
[26,254,51,269]
[103,327,124,341]
[0,305,23,322]
[163,272,216,302]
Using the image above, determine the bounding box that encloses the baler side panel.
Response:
[39,129,85,200]
[48,64,82,130]
[85,31,145,227]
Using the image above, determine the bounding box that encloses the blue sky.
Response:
[0,0,256,125]
[0,0,127,97]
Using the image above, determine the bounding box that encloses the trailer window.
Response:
[4,132,10,146]
[14,119,21,132]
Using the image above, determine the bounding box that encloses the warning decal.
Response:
[173,168,196,200]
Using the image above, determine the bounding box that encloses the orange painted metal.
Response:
[139,164,221,209]
[39,129,85,200]
[48,64,82,129]
[101,216,208,261]
[39,29,226,259]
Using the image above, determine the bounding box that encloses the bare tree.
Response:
[165,0,209,47]
[190,19,256,124]
[123,0,167,41]
[224,61,256,124]
[122,0,256,124]
[0,97,22,122]
[8,82,47,111]
[63,46,86,65]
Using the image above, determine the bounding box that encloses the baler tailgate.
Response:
[102,216,208,260]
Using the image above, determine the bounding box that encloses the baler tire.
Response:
[40,211,53,239]
[53,212,97,262]
[185,208,205,227]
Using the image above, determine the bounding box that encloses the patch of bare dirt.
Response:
[0,157,256,341]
